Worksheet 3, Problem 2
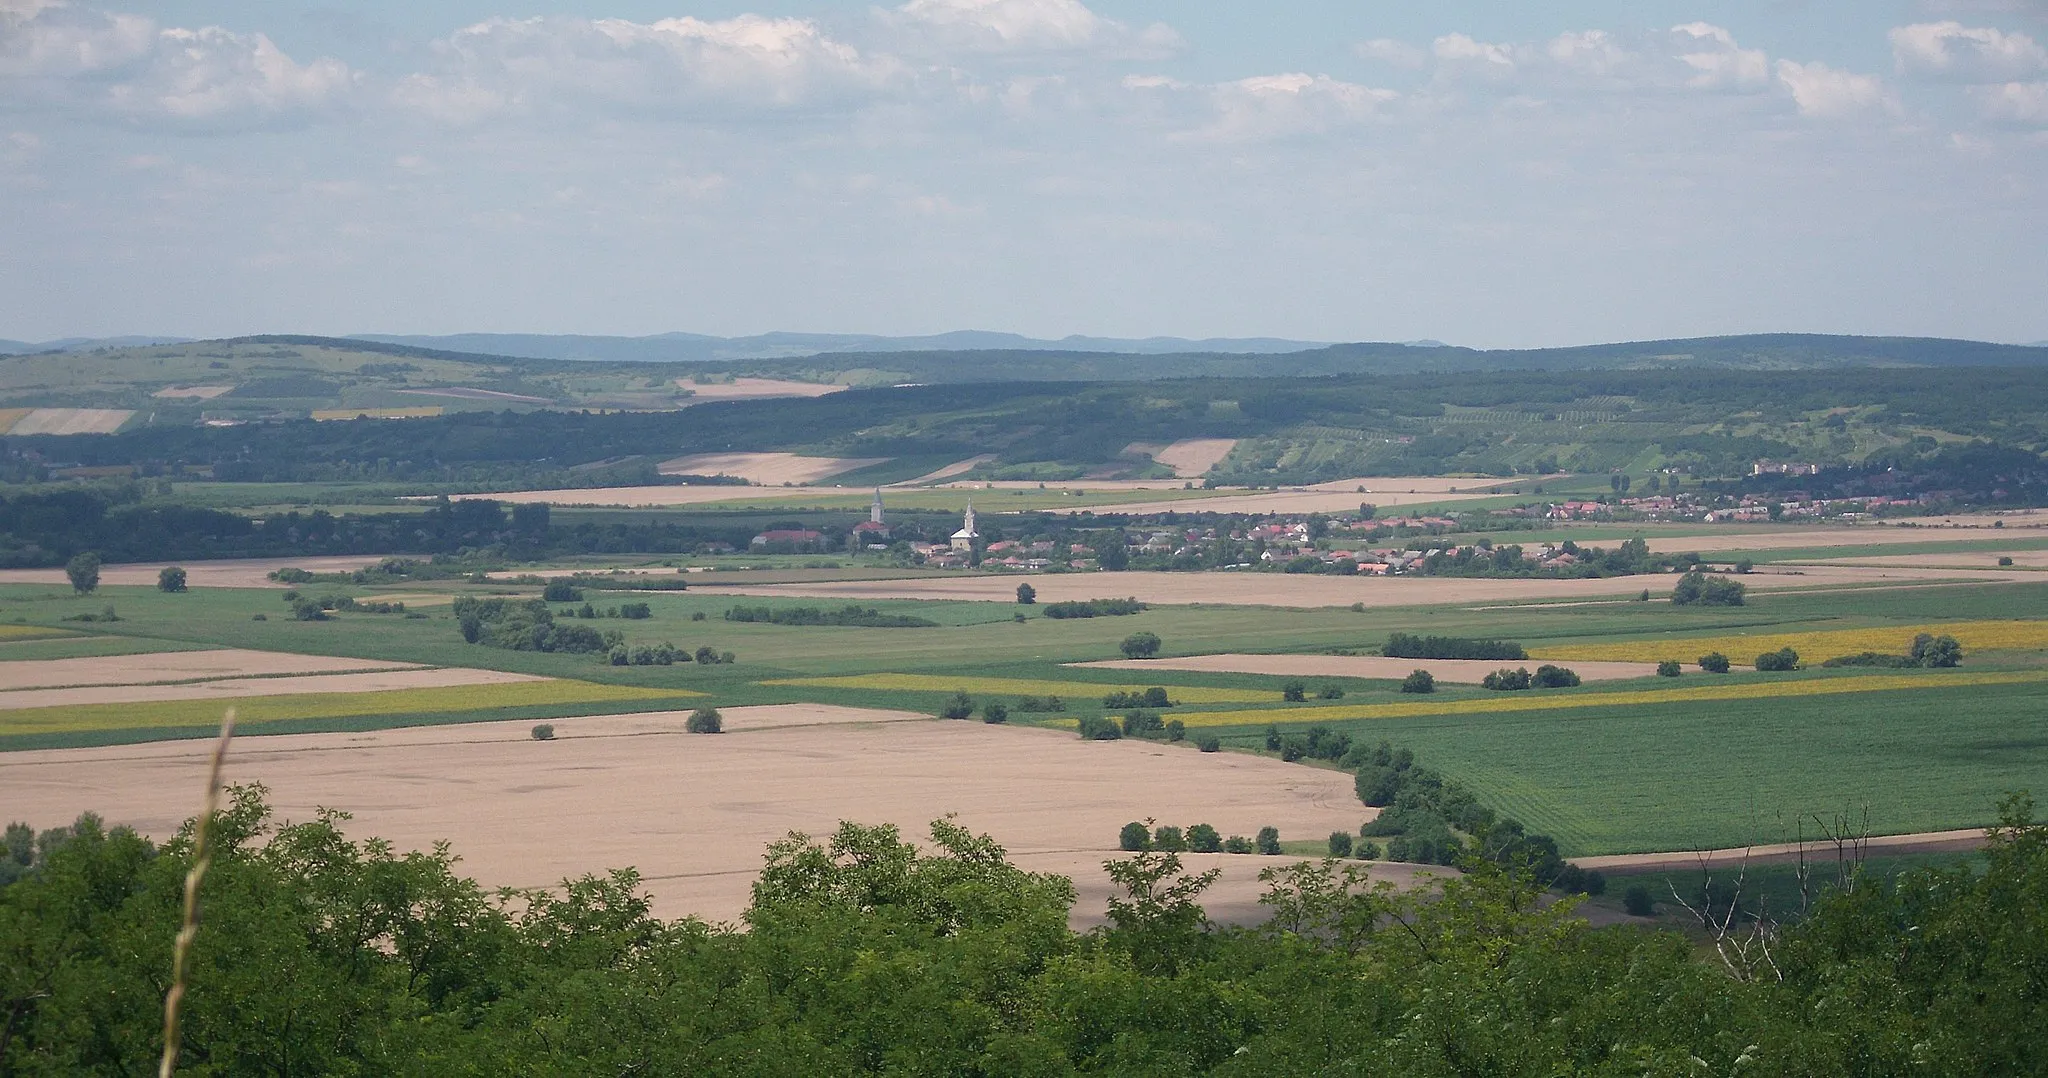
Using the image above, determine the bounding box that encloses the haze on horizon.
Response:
[2,0,2045,348]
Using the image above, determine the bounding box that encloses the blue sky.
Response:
[3,0,2045,346]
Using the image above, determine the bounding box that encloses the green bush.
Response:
[1327,832,1353,858]
[1196,735,1221,753]
[685,708,723,734]
[1672,570,1746,606]
[1318,685,1345,699]
[1656,659,1682,677]
[940,692,976,720]
[1755,647,1801,672]
[1077,715,1123,740]
[1699,652,1732,673]
[1152,825,1187,852]
[1911,633,1963,668]
[1282,680,1307,702]
[1222,835,1254,854]
[1118,821,1151,852]
[1119,631,1162,659]
[1121,710,1164,738]
[1165,719,1186,742]
[980,702,1008,724]
[1187,823,1222,853]
[157,566,188,593]
[542,580,582,603]
[1400,669,1436,694]
[1481,667,1532,691]
[1531,664,1581,689]
[1255,827,1282,855]
[530,724,555,741]
[1623,884,1657,917]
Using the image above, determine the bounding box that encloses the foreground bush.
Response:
[6,790,2045,1075]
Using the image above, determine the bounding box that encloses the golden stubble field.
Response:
[0,706,1388,926]
[1077,654,1665,682]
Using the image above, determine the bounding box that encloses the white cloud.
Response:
[1432,33,1515,70]
[1196,72,1397,141]
[397,14,903,122]
[1545,30,1627,77]
[1355,38,1425,69]
[1979,79,2048,122]
[1776,59,1895,118]
[887,0,1179,57]
[0,5,353,126]
[1891,22,2047,80]
[1672,22,1772,91]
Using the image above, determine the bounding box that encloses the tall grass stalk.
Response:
[157,709,235,1078]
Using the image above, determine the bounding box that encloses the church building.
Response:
[949,502,980,553]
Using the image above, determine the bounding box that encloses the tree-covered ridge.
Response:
[12,366,2048,486]
[3,788,2044,1074]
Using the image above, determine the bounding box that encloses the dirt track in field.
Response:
[1574,829,1989,872]
[658,451,889,485]
[689,563,2028,609]
[0,667,544,711]
[0,555,389,589]
[1077,654,1664,683]
[0,708,1384,925]
[0,648,417,691]
[676,378,849,403]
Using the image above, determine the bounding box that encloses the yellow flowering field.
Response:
[762,673,1280,704]
[0,679,695,738]
[1160,670,2048,729]
[1530,620,2048,665]
[0,624,73,641]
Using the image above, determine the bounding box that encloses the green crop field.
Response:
[3,569,2044,856]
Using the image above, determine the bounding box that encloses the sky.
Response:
[2,0,2045,348]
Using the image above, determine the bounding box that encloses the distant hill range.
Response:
[0,336,194,354]
[347,330,1336,363]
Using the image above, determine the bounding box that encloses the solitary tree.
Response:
[1255,826,1282,855]
[1281,680,1307,702]
[1327,831,1354,858]
[1120,631,1162,659]
[1656,659,1682,677]
[157,566,188,593]
[1698,652,1732,673]
[1400,669,1436,694]
[1911,633,1964,668]
[65,552,101,595]
[685,707,723,734]
[980,702,1008,724]
[1186,823,1222,853]
[1015,582,1037,605]
[1118,821,1152,852]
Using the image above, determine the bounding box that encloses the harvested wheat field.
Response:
[0,666,545,712]
[1788,550,2048,570]
[151,384,234,399]
[677,377,848,403]
[659,451,889,485]
[0,648,417,691]
[1077,654,1664,683]
[1635,524,2048,554]
[1069,487,1504,515]
[1151,438,1239,477]
[0,554,388,589]
[691,563,2021,609]
[899,454,997,485]
[6,408,134,435]
[0,709,1378,925]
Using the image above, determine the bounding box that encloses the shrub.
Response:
[1400,669,1436,694]
[720,651,735,665]
[1755,647,1801,672]
[1255,827,1282,855]
[1999,556,2015,566]
[1672,570,1746,606]
[1118,821,1151,851]
[1222,836,1254,854]
[542,580,582,603]
[1077,715,1123,740]
[1119,631,1162,659]
[250,613,267,621]
[1016,582,1037,605]
[1103,687,1172,709]
[1623,883,1657,917]
[1263,724,1282,751]
[1044,597,1146,619]
[1481,667,1532,691]
[981,702,1008,724]
[1152,825,1187,852]
[1699,652,1732,673]
[1165,719,1186,742]
[1279,736,1308,762]
[530,724,555,741]
[1327,831,1354,858]
[1636,588,1652,601]
[1196,735,1221,753]
[65,551,101,595]
[940,692,976,720]
[695,645,718,664]
[157,566,188,593]
[1384,633,1525,660]
[1531,664,1581,689]
[1656,659,1682,677]
[1122,710,1164,738]
[1016,695,1066,712]
[685,708,723,734]
[1281,680,1307,702]
[619,602,653,620]
[1318,685,1345,699]
[1911,632,1963,668]
[1187,823,1222,853]
[1355,840,1382,861]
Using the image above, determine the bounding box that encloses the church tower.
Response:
[870,488,885,525]
[950,501,980,552]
